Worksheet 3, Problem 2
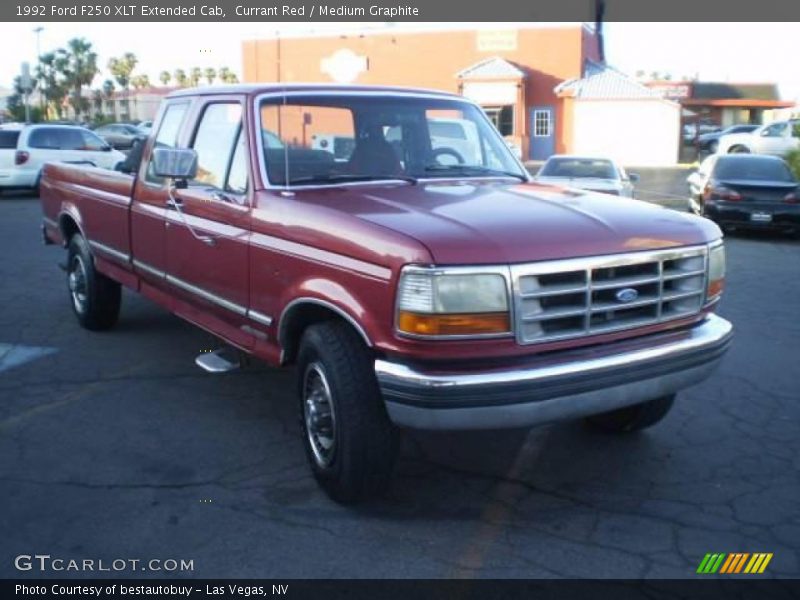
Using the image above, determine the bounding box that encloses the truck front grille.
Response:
[511,245,708,344]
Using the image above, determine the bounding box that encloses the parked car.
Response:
[93,123,142,150]
[0,124,124,193]
[534,155,639,197]
[697,124,759,154]
[683,120,721,143]
[717,119,800,155]
[687,153,798,233]
[136,120,153,135]
[39,84,732,503]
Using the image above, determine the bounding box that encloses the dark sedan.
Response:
[697,124,759,153]
[697,154,799,234]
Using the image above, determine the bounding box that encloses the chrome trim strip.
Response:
[279,297,372,347]
[166,274,247,316]
[42,216,58,229]
[247,309,273,327]
[249,231,391,280]
[88,240,130,263]
[132,259,166,279]
[376,314,733,430]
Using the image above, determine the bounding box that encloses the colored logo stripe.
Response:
[697,553,726,574]
[697,553,773,574]
[744,553,773,574]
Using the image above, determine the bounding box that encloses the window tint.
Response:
[191,103,243,189]
[715,157,795,182]
[0,131,19,149]
[146,102,188,183]
[78,130,107,151]
[226,130,248,195]
[762,122,787,137]
[28,127,105,151]
[28,128,66,149]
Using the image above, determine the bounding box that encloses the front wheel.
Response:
[67,234,121,330]
[584,394,675,433]
[729,145,750,154]
[296,321,399,504]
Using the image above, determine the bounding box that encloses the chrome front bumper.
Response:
[375,314,733,430]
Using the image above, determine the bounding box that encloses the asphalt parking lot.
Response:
[1,187,798,579]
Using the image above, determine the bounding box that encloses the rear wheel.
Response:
[584,394,675,433]
[296,320,399,504]
[729,145,750,154]
[66,234,121,331]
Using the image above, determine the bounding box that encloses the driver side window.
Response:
[762,122,787,137]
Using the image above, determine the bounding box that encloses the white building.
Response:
[556,65,681,166]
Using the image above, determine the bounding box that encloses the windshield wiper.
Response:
[287,173,417,185]
[423,164,528,182]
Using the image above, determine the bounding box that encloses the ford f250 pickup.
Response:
[40,85,733,503]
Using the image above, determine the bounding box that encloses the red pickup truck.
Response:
[40,84,733,503]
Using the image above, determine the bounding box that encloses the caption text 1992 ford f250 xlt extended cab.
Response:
[40,85,733,503]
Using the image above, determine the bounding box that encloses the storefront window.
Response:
[484,105,514,136]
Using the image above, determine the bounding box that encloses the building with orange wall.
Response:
[242,25,602,161]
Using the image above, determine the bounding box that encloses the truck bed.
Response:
[40,162,135,264]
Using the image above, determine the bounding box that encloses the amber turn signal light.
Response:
[398,311,510,336]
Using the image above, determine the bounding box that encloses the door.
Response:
[165,100,251,344]
[131,101,190,287]
[755,121,789,155]
[530,106,555,160]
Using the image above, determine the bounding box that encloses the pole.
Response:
[33,27,44,115]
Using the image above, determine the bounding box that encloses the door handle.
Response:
[166,197,183,209]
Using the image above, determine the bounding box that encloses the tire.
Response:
[584,394,675,433]
[729,145,750,154]
[296,320,399,504]
[66,234,121,331]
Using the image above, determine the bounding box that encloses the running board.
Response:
[195,348,241,373]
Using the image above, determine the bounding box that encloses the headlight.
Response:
[396,268,510,337]
[707,242,726,302]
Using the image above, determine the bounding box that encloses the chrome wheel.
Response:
[68,254,88,315]
[302,362,337,468]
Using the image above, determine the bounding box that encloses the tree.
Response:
[5,76,43,122]
[159,70,171,86]
[203,67,216,85]
[57,38,99,120]
[218,67,239,84]
[189,67,202,87]
[91,89,103,117]
[35,51,68,119]
[173,68,188,87]
[108,52,138,120]
[129,74,150,119]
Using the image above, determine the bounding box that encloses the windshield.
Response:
[539,157,618,180]
[258,94,526,186]
[715,157,795,182]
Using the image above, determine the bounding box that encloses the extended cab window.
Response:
[146,102,188,184]
[190,102,244,191]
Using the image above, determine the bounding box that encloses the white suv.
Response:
[0,124,125,193]
[717,119,800,156]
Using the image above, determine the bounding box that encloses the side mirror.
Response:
[151,147,198,181]
[628,172,640,183]
[101,144,112,152]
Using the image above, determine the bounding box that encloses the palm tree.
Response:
[35,51,67,119]
[108,52,138,120]
[130,74,150,119]
[91,89,103,119]
[173,68,188,87]
[57,38,98,120]
[159,70,171,86]
[218,67,239,84]
[203,67,216,85]
[189,67,202,87]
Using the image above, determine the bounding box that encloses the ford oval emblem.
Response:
[615,288,639,303]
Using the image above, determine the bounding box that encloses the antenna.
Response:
[278,30,291,193]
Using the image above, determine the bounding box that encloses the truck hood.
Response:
[294,180,720,264]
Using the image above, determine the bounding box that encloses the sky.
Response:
[0,21,797,103]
